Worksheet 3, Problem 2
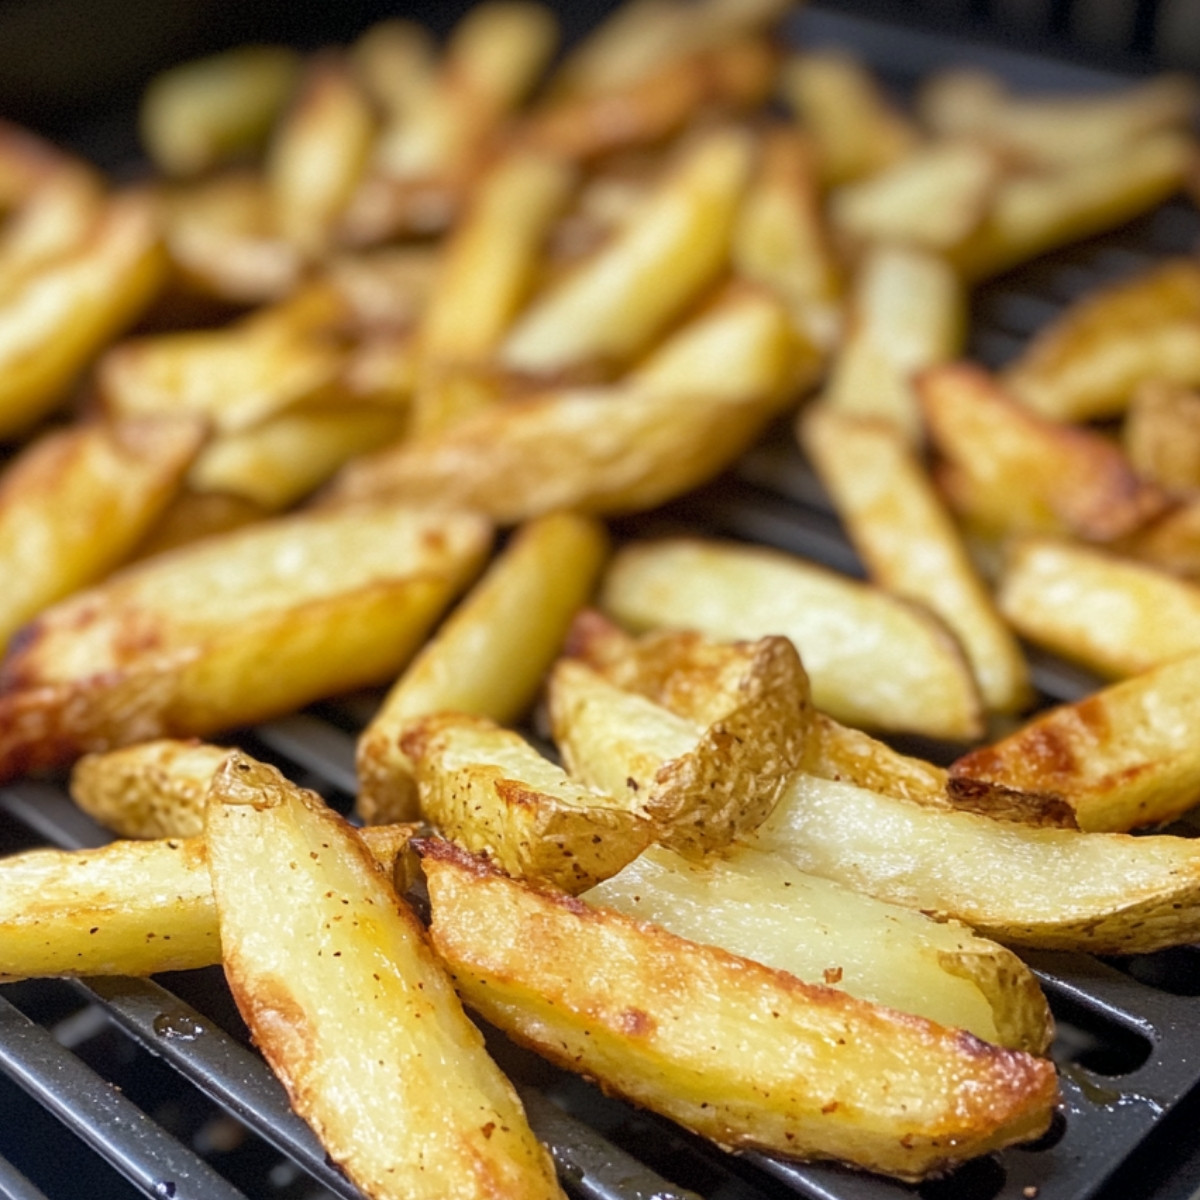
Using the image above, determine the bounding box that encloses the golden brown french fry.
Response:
[751,770,1200,953]
[422,838,1058,1182]
[266,54,376,258]
[585,842,1053,1054]
[131,489,269,560]
[349,18,438,119]
[601,537,984,739]
[322,285,799,520]
[0,118,73,212]
[0,817,415,981]
[1003,259,1200,423]
[800,407,1032,714]
[0,504,491,781]
[357,511,608,824]
[949,650,1200,833]
[779,50,919,187]
[1117,496,1200,579]
[501,127,755,376]
[998,535,1200,678]
[820,242,964,441]
[0,189,166,435]
[208,756,564,1200]
[140,46,301,178]
[400,712,651,892]
[1124,378,1200,491]
[921,362,1169,542]
[0,417,205,649]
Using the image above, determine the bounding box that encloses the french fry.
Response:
[949,650,1200,833]
[207,755,564,1200]
[0,416,205,649]
[0,816,415,981]
[139,46,301,178]
[500,126,755,376]
[422,838,1058,1182]
[0,503,491,781]
[349,18,437,120]
[819,242,964,441]
[131,489,269,560]
[0,118,73,212]
[600,537,984,739]
[750,770,1200,953]
[800,407,1032,714]
[998,535,1200,678]
[401,712,652,892]
[70,738,231,838]
[585,842,1053,1054]
[0,189,166,435]
[1123,378,1200,491]
[920,362,1169,542]
[1002,260,1200,422]
[549,636,811,853]
[357,511,608,824]
[1117,496,1200,579]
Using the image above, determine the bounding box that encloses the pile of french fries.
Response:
[5,0,1200,1194]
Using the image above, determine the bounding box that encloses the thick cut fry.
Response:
[585,843,1052,1054]
[921,363,1169,543]
[132,490,269,560]
[1124,379,1200,491]
[801,407,1031,714]
[1003,260,1200,423]
[0,819,415,982]
[0,190,166,435]
[819,242,964,441]
[1119,497,1200,579]
[779,51,919,187]
[401,713,652,892]
[998,535,1200,678]
[500,127,755,375]
[349,19,437,118]
[140,46,301,177]
[70,738,233,838]
[206,755,564,1200]
[357,512,608,824]
[422,839,1058,1182]
[0,504,491,781]
[550,638,810,853]
[751,772,1200,953]
[950,650,1200,833]
[0,416,205,649]
[601,538,983,739]
[322,286,799,520]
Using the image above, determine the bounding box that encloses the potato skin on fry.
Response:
[422,839,1058,1182]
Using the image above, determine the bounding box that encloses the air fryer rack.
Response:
[4,8,1200,1200]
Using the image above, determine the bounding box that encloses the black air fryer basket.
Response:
[3,3,1200,1199]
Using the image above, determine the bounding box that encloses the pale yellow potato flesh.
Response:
[0,820,415,982]
[950,650,1200,832]
[585,843,1052,1054]
[207,755,564,1200]
[750,772,1200,953]
[357,511,608,824]
[0,504,491,780]
[998,536,1200,678]
[401,712,652,892]
[0,416,205,649]
[423,839,1058,1183]
[601,537,983,739]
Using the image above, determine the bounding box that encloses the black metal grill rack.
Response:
[5,7,1200,1200]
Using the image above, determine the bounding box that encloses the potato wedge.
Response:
[0,504,491,780]
[206,755,563,1200]
[750,771,1200,953]
[401,712,651,892]
[998,535,1200,678]
[585,843,1052,1054]
[422,838,1058,1182]
[0,416,205,649]
[70,738,232,838]
[0,818,415,982]
[357,511,608,824]
[600,537,984,739]
[1123,378,1200,491]
[549,639,809,853]
[950,650,1200,832]
[132,489,269,560]
[1003,259,1200,423]
[921,362,1169,543]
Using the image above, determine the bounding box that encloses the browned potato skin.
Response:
[421,839,1059,1182]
